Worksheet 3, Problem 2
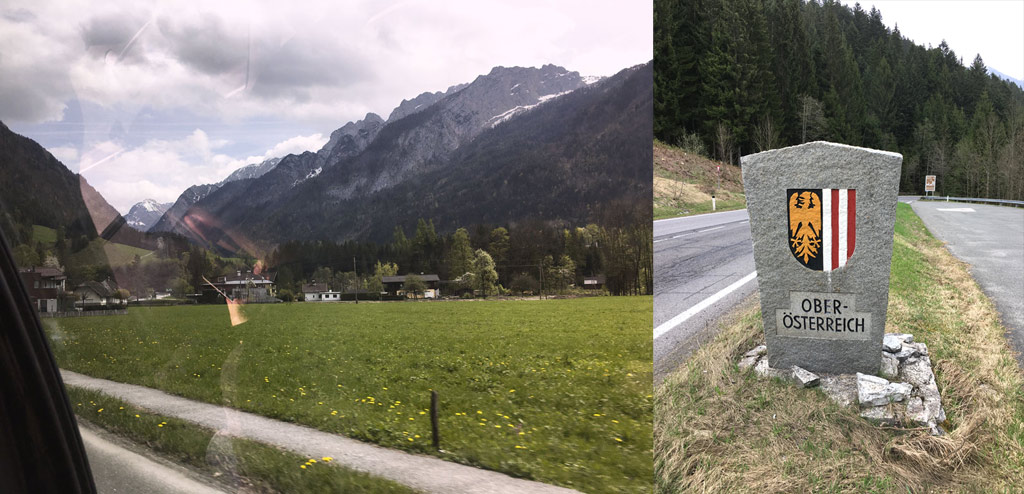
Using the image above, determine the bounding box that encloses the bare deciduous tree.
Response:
[753,115,780,152]
[715,123,733,164]
[799,95,826,143]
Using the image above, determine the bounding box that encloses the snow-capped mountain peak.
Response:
[125,199,172,231]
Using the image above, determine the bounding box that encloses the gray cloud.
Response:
[157,15,247,76]
[246,34,373,100]
[80,12,142,48]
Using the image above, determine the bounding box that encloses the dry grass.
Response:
[653,141,743,195]
[655,204,1024,493]
[654,177,715,204]
[653,141,747,219]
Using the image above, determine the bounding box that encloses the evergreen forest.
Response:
[655,0,1024,198]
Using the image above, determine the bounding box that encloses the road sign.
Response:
[741,141,902,374]
[924,175,936,193]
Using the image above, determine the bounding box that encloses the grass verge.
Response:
[68,387,419,493]
[48,296,652,494]
[655,203,1024,492]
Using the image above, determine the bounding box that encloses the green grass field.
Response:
[32,224,57,246]
[48,297,653,494]
[67,238,153,267]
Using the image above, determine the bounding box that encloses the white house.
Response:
[302,282,328,301]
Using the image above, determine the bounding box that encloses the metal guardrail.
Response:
[919,195,1024,208]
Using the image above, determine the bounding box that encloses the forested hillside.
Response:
[655,0,1024,199]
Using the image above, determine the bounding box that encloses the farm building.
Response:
[302,283,370,301]
[583,275,606,290]
[383,274,441,299]
[18,266,67,312]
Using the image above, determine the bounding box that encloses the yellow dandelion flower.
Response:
[322,457,332,462]
[135,414,140,418]
[614,437,623,442]
[408,437,414,442]
[157,424,164,427]
[300,465,307,469]
[97,408,103,413]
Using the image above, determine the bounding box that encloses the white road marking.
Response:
[740,220,749,224]
[653,239,666,243]
[672,233,695,239]
[937,207,975,212]
[654,271,758,340]
[699,226,724,233]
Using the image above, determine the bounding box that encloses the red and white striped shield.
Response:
[786,189,856,271]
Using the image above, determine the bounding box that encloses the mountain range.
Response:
[1,62,652,256]
[151,62,651,252]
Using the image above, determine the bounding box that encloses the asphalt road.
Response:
[653,209,757,382]
[909,199,1024,367]
[81,423,226,494]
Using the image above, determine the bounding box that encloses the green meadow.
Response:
[48,297,653,494]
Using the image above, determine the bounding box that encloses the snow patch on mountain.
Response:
[487,90,576,128]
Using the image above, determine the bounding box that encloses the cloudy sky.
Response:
[0,0,653,213]
[840,0,1023,82]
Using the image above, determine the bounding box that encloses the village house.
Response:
[73,278,123,308]
[383,274,441,299]
[201,269,278,303]
[18,266,67,313]
[301,282,331,301]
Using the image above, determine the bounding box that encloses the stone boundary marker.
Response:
[741,142,902,374]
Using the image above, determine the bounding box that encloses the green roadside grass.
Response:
[653,195,746,220]
[68,387,419,494]
[655,203,1024,492]
[47,296,653,494]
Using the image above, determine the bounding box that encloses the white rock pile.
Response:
[738,333,947,435]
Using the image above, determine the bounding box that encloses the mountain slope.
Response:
[0,121,122,244]
[150,155,284,233]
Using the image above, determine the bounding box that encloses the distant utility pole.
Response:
[353,256,358,304]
